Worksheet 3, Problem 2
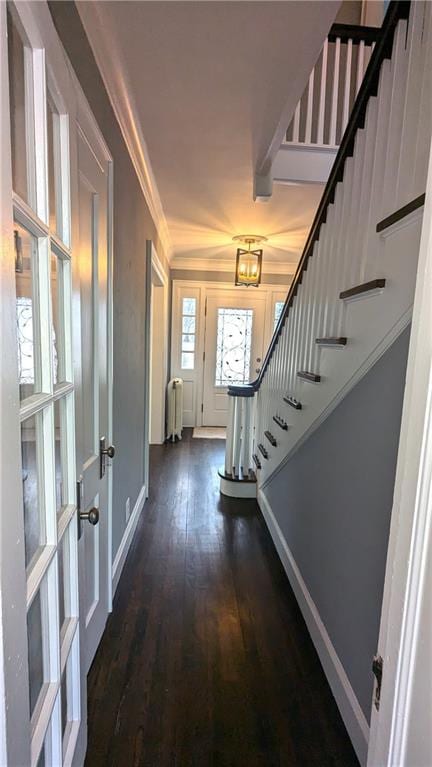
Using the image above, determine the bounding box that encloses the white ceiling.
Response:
[79,1,340,272]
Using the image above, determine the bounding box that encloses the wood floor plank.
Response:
[86,429,359,766]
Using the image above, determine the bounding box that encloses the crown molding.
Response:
[170,256,297,276]
[76,3,172,261]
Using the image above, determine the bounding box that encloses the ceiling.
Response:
[78,1,341,273]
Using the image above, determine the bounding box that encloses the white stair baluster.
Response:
[329,37,341,147]
[317,40,328,146]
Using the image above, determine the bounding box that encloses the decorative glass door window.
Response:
[181,297,196,369]
[215,308,253,386]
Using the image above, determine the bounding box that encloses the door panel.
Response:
[76,129,110,673]
[203,293,266,426]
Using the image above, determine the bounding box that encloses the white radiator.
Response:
[166,378,183,442]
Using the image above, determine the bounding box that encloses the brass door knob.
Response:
[79,507,99,525]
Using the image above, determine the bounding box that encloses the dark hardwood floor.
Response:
[86,429,359,767]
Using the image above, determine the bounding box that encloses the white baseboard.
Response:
[258,488,369,767]
[112,484,146,597]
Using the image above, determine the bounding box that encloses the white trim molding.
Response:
[170,256,297,276]
[76,3,172,262]
[258,489,370,767]
[151,244,168,287]
[112,484,146,597]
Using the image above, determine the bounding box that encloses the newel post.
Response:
[219,385,257,499]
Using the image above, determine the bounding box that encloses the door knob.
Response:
[79,507,99,525]
[100,436,115,478]
[102,444,115,459]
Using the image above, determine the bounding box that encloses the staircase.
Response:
[221,0,430,498]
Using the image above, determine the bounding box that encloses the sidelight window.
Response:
[181,296,196,369]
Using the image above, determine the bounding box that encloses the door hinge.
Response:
[204,298,207,316]
[201,403,204,413]
[203,351,205,362]
[372,654,383,711]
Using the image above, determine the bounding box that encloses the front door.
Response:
[202,292,266,426]
[76,110,112,673]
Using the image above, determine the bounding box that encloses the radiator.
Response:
[166,377,183,442]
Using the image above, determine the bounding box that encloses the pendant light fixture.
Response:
[233,235,267,287]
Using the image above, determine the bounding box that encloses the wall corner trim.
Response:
[112,484,146,598]
[257,488,369,766]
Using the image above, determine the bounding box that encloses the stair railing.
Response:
[223,1,412,493]
[285,24,381,150]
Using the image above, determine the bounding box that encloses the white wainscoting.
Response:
[258,488,369,766]
[112,484,146,597]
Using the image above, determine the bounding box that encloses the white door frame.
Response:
[144,241,168,487]
[367,138,432,766]
[148,244,168,445]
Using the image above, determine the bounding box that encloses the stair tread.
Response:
[339,278,386,300]
[316,336,347,346]
[264,430,277,447]
[258,443,269,460]
[297,371,321,383]
[252,453,262,470]
[283,396,302,410]
[218,467,256,482]
[273,415,288,431]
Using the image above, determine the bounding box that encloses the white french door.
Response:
[1,3,82,765]
[0,3,113,765]
[202,292,266,426]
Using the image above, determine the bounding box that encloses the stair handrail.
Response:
[327,22,381,45]
[229,0,410,399]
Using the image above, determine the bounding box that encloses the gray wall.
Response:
[264,326,411,721]
[49,2,168,562]
[336,1,362,25]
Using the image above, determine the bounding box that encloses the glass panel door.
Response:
[3,4,81,764]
